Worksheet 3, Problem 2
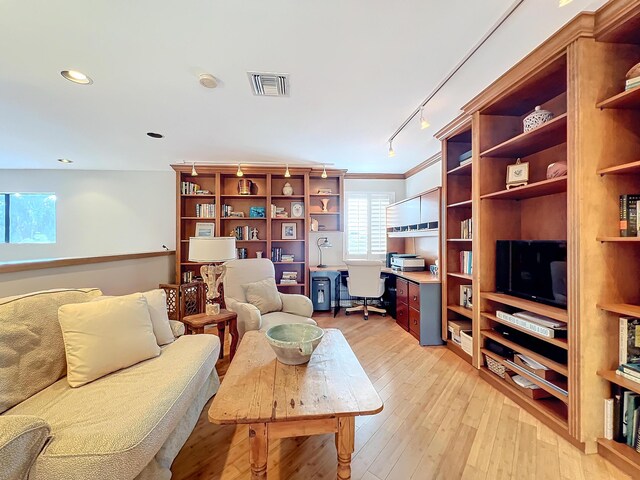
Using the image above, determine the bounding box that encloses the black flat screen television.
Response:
[496,240,567,309]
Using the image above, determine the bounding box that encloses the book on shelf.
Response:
[459,251,472,275]
[605,398,614,440]
[619,317,640,365]
[460,218,472,239]
[605,385,640,449]
[625,76,640,91]
[280,254,295,262]
[195,203,215,218]
[458,149,472,166]
[619,194,640,237]
[271,247,283,262]
[459,285,472,309]
[271,204,288,218]
[181,181,200,195]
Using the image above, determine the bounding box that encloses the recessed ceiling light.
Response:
[199,73,218,89]
[58,158,73,164]
[60,70,93,85]
[146,132,164,139]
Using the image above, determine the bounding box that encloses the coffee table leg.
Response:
[216,322,225,359]
[249,423,268,479]
[229,316,239,360]
[336,417,355,480]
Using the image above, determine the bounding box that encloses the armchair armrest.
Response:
[169,320,185,338]
[0,415,50,480]
[280,293,313,318]
[225,298,262,337]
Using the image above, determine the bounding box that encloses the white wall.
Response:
[405,162,442,198]
[309,178,406,265]
[0,255,175,297]
[0,170,175,262]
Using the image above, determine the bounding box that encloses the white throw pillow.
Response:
[141,289,175,346]
[58,293,161,387]
[243,277,282,315]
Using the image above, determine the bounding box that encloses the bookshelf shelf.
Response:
[276,283,306,287]
[272,239,305,242]
[447,238,472,242]
[596,86,640,110]
[181,194,216,198]
[481,329,568,376]
[597,303,640,317]
[181,217,216,220]
[447,199,472,208]
[273,261,305,265]
[597,439,640,477]
[220,194,268,199]
[447,305,473,320]
[221,217,266,221]
[447,162,472,176]
[597,370,640,395]
[235,240,266,243]
[447,340,472,363]
[448,272,473,280]
[597,237,640,243]
[597,160,640,176]
[481,312,568,350]
[309,193,340,197]
[480,114,567,158]
[481,292,568,323]
[309,212,340,215]
[271,195,305,199]
[480,176,567,201]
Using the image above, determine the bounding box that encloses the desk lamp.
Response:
[316,237,332,268]
[188,237,237,315]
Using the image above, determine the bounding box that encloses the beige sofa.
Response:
[0,288,221,480]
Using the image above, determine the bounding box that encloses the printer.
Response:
[390,254,426,272]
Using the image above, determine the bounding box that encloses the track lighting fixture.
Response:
[284,164,291,178]
[388,141,396,158]
[321,165,328,179]
[419,107,430,130]
[236,164,244,177]
[191,163,198,176]
[558,0,573,6]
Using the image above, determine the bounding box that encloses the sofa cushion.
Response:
[142,289,175,345]
[59,293,161,387]
[223,258,276,304]
[259,311,317,332]
[7,334,220,480]
[243,277,283,315]
[0,288,102,414]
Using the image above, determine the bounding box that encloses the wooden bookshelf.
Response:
[308,172,344,232]
[597,160,640,176]
[596,85,640,109]
[481,312,568,350]
[170,165,345,295]
[597,370,640,396]
[436,114,477,366]
[479,176,567,200]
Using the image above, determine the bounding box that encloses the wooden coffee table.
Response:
[208,329,383,479]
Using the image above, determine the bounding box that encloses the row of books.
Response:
[604,384,640,451]
[459,250,472,275]
[233,226,258,241]
[195,203,215,218]
[460,218,472,239]
[271,204,288,218]
[280,271,298,284]
[620,194,640,237]
[496,310,567,339]
[280,254,295,263]
[626,75,640,91]
[181,181,207,195]
[271,247,286,262]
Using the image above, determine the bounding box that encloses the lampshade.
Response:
[188,237,237,262]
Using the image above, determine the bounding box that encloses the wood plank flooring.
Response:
[171,313,629,480]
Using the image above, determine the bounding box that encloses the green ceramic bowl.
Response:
[265,323,324,365]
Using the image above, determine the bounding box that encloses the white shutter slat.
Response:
[345,191,394,260]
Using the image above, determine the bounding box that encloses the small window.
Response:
[345,191,394,260]
[1,193,57,244]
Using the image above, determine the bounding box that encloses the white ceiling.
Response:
[0,0,606,173]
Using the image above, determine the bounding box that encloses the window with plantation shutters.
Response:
[345,191,394,259]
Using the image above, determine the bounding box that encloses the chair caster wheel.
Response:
[345,311,350,316]
[381,313,386,317]
[364,316,369,320]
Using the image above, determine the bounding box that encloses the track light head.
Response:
[388,141,396,158]
[191,163,198,176]
[284,164,291,178]
[236,164,244,177]
[321,165,328,178]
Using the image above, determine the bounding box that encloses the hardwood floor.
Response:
[171,313,629,480]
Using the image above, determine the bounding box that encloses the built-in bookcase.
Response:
[437,115,475,366]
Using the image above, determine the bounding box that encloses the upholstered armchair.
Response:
[223,258,316,338]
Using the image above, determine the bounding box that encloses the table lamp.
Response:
[188,237,237,315]
[316,237,332,268]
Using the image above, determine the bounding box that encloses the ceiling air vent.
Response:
[248,72,290,97]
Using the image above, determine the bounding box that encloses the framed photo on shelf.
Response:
[282,222,297,240]
[195,222,215,237]
[506,158,529,189]
[290,201,304,218]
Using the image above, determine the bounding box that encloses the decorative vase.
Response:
[523,106,554,132]
[320,198,330,212]
[282,182,294,196]
[238,179,253,195]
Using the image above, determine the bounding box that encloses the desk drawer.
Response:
[396,278,409,304]
[396,302,409,331]
[408,282,420,310]
[409,307,420,339]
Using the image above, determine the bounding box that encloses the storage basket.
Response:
[484,354,507,378]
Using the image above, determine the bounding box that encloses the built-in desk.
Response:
[309,265,442,347]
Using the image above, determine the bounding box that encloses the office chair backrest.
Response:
[345,260,383,298]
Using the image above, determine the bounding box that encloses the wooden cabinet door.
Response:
[409,307,420,340]
[396,301,409,331]
[408,282,420,310]
[396,278,409,304]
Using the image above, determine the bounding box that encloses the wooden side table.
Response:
[182,310,239,360]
